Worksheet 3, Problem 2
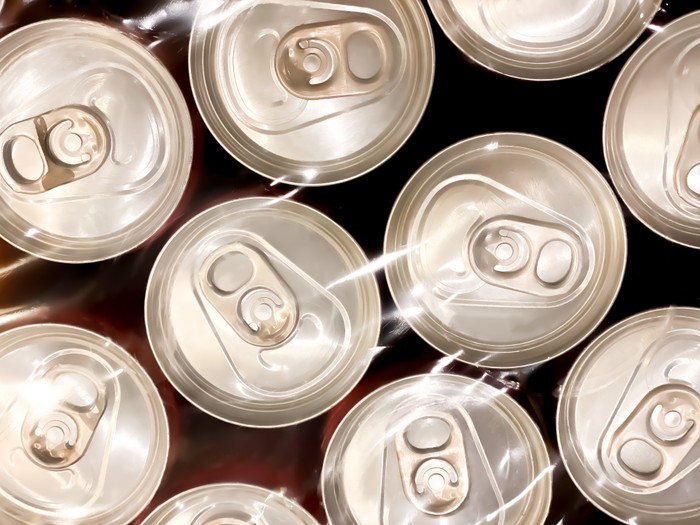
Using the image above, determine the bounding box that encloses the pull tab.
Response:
[606,385,700,488]
[20,365,106,469]
[394,414,469,515]
[381,399,504,524]
[673,105,700,207]
[0,105,109,195]
[599,328,700,493]
[275,17,393,100]
[468,218,581,298]
[411,175,593,308]
[200,243,299,347]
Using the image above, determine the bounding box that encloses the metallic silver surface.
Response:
[558,307,700,525]
[140,483,320,525]
[145,197,381,427]
[189,0,434,185]
[385,133,626,368]
[322,374,551,525]
[0,324,169,525]
[605,11,700,248]
[0,19,193,263]
[428,0,661,80]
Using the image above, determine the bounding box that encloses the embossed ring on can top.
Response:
[385,133,627,368]
[0,323,169,525]
[145,197,381,427]
[558,307,700,525]
[0,19,193,263]
[189,0,434,186]
[322,373,552,525]
[605,11,700,248]
[427,0,661,80]
[140,483,320,525]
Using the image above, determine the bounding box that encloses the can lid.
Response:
[605,11,700,248]
[558,307,700,525]
[145,197,381,427]
[188,0,434,186]
[428,0,661,80]
[322,373,552,525]
[384,133,626,368]
[0,19,192,263]
[141,483,320,525]
[0,323,169,525]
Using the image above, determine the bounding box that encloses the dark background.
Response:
[0,1,698,524]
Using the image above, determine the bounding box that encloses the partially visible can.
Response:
[427,0,661,80]
[384,133,627,368]
[140,483,320,525]
[322,373,552,525]
[558,307,700,525]
[0,323,169,525]
[605,11,700,248]
[188,0,434,186]
[145,197,381,427]
[0,19,193,263]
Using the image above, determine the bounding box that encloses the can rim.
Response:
[383,132,628,369]
[0,18,193,263]
[427,0,662,81]
[187,0,435,186]
[604,10,700,249]
[321,372,552,525]
[145,197,382,427]
[0,322,170,525]
[556,306,700,523]
[141,482,320,525]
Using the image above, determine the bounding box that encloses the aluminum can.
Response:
[558,307,700,525]
[427,0,661,80]
[605,11,700,248]
[0,323,169,525]
[145,197,381,427]
[384,133,627,368]
[0,19,193,263]
[140,483,320,525]
[322,373,552,525]
[188,0,434,186]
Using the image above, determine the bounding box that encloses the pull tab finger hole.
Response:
[208,252,254,294]
[686,164,700,195]
[347,30,383,80]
